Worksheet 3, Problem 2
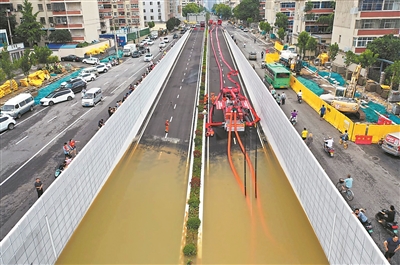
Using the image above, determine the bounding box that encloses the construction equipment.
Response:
[279,50,302,75]
[320,64,365,119]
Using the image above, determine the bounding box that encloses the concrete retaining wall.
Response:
[225,31,388,265]
[0,32,189,265]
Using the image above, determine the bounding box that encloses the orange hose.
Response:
[227,113,245,194]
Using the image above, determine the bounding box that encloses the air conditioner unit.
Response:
[63,22,67,24]
[50,23,54,27]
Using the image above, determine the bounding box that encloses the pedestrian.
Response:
[98,119,104,129]
[108,107,112,117]
[276,94,281,106]
[261,51,264,59]
[34,178,44,198]
[81,88,87,98]
[306,133,313,148]
[254,38,256,43]
[281,92,286,105]
[165,120,169,133]
[62,142,71,158]
[68,138,79,156]
[384,235,400,262]
[301,128,308,141]
[319,104,326,120]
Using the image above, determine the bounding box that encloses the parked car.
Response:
[163,37,169,43]
[139,40,148,47]
[173,33,178,39]
[159,42,166,48]
[80,73,97,82]
[62,79,87,93]
[243,28,249,32]
[144,53,153,62]
[82,57,100,65]
[146,40,154,45]
[61,55,82,62]
[144,36,150,41]
[249,51,257,60]
[0,114,16,132]
[132,50,141,58]
[138,47,147,54]
[96,63,109,73]
[0,93,34,119]
[40,89,75,106]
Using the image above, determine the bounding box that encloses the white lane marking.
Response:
[15,136,28,145]
[179,86,182,90]
[0,108,94,187]
[104,81,109,85]
[15,107,49,127]
[177,95,179,98]
[123,69,128,72]
[174,104,176,110]
[71,102,78,107]
[188,59,190,61]
[47,116,57,123]
[112,81,126,93]
[186,68,187,70]
[187,63,189,65]
[170,116,173,122]
[184,73,186,76]
[224,80,226,84]
[165,133,168,138]
[103,96,107,100]
[115,74,120,77]
[233,137,236,145]
[182,79,184,82]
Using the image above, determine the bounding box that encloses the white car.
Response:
[163,37,169,43]
[82,57,100,65]
[139,40,148,47]
[159,42,166,48]
[144,53,153,62]
[104,62,112,69]
[80,73,97,82]
[40,89,75,106]
[0,114,16,132]
[144,36,150,41]
[96,63,109,73]
[146,40,154,45]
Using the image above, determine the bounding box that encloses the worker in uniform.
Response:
[165,120,169,133]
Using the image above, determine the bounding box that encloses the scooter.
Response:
[362,220,374,235]
[323,141,334,157]
[289,116,297,126]
[375,209,399,236]
[297,95,302,104]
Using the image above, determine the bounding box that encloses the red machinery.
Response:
[217,19,222,25]
[209,19,213,26]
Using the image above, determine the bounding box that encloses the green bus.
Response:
[264,63,291,89]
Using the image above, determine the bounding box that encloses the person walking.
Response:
[261,51,264,59]
[275,94,281,106]
[384,235,400,262]
[98,119,105,129]
[62,142,71,158]
[68,138,79,157]
[306,133,313,148]
[81,88,87,98]
[108,107,113,117]
[281,92,287,105]
[301,128,308,141]
[165,120,169,133]
[319,104,326,120]
[34,178,44,198]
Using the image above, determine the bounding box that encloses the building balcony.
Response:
[52,10,82,16]
[51,0,81,2]
[71,36,85,41]
[99,8,112,12]
[357,28,399,36]
[360,10,400,18]
[55,23,83,29]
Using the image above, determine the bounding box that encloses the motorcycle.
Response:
[375,209,399,236]
[297,95,302,104]
[289,116,297,126]
[362,220,374,234]
[323,140,334,157]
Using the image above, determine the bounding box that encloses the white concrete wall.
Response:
[224,30,388,265]
[0,31,190,265]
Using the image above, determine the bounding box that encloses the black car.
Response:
[61,55,83,62]
[62,79,87,93]
[173,33,178,39]
[138,47,147,55]
[132,50,141,58]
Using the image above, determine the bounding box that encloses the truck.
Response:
[150,31,158,40]
[218,19,222,25]
[123,44,137,57]
[279,50,302,75]
[200,21,205,28]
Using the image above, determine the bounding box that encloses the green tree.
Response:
[385,60,400,89]
[306,36,318,59]
[213,4,232,19]
[182,3,200,17]
[166,17,181,31]
[48,29,72,43]
[0,48,18,89]
[274,13,288,31]
[15,0,46,47]
[328,42,339,62]
[148,21,155,28]
[304,1,314,21]
[18,49,35,80]
[343,50,357,79]
[316,13,334,33]
[277,28,285,41]
[367,34,400,62]
[358,49,379,79]
[247,18,253,27]
[32,45,52,65]
[0,69,6,83]
[233,0,260,22]
[297,31,310,59]
[259,21,271,34]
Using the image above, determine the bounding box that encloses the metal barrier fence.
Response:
[0,32,190,265]
[225,31,388,264]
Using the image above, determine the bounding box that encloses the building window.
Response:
[157,1,160,5]
[17,4,23,11]
[38,4,43,11]
[144,16,147,20]
[114,12,117,16]
[312,2,320,8]
[339,35,341,43]
[52,3,66,11]
[118,4,123,8]
[131,4,139,8]
[40,17,46,24]
[143,9,146,12]
[49,17,54,23]
[150,2,153,4]
[360,0,383,10]
[150,9,154,12]
[362,19,375,28]
[384,0,400,10]
[280,2,295,8]
[320,2,332,8]
[158,15,162,19]
[143,2,146,5]
[127,12,130,15]
[126,4,130,8]
[158,9,161,12]
[46,4,52,11]
[353,37,376,47]
[150,16,154,20]
[113,5,117,8]
[382,19,397,28]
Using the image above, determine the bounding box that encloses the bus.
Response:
[264,62,291,89]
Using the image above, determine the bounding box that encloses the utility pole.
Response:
[6,9,13,45]
[113,17,118,58]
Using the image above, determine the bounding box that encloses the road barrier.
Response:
[225,31,388,264]
[0,32,190,265]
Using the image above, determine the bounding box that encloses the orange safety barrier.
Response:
[355,135,373,145]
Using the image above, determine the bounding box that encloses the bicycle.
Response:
[336,178,354,201]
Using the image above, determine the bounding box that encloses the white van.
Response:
[80,67,99,77]
[82,87,102,107]
[381,132,400,156]
[1,93,35,119]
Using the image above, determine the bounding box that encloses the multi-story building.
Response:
[265,1,296,32]
[98,0,143,34]
[332,0,400,54]
[142,0,170,23]
[259,0,266,20]
[292,0,335,45]
[0,0,100,43]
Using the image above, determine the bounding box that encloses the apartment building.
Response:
[142,0,170,23]
[292,0,335,45]
[0,0,100,43]
[265,1,295,32]
[98,0,143,34]
[332,0,400,54]
[259,0,266,20]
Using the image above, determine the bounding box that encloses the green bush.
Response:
[183,243,197,256]
[194,137,201,146]
[187,217,201,230]
[76,41,89,48]
[188,197,200,208]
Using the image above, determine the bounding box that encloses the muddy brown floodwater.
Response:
[200,145,328,264]
[57,142,327,265]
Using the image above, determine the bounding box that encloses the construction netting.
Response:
[361,101,400,124]
[297,76,324,96]
[307,65,346,86]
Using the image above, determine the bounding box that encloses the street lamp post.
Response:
[112,17,118,58]
[6,9,13,45]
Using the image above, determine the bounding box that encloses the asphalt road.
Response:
[225,23,400,263]
[0,36,176,240]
